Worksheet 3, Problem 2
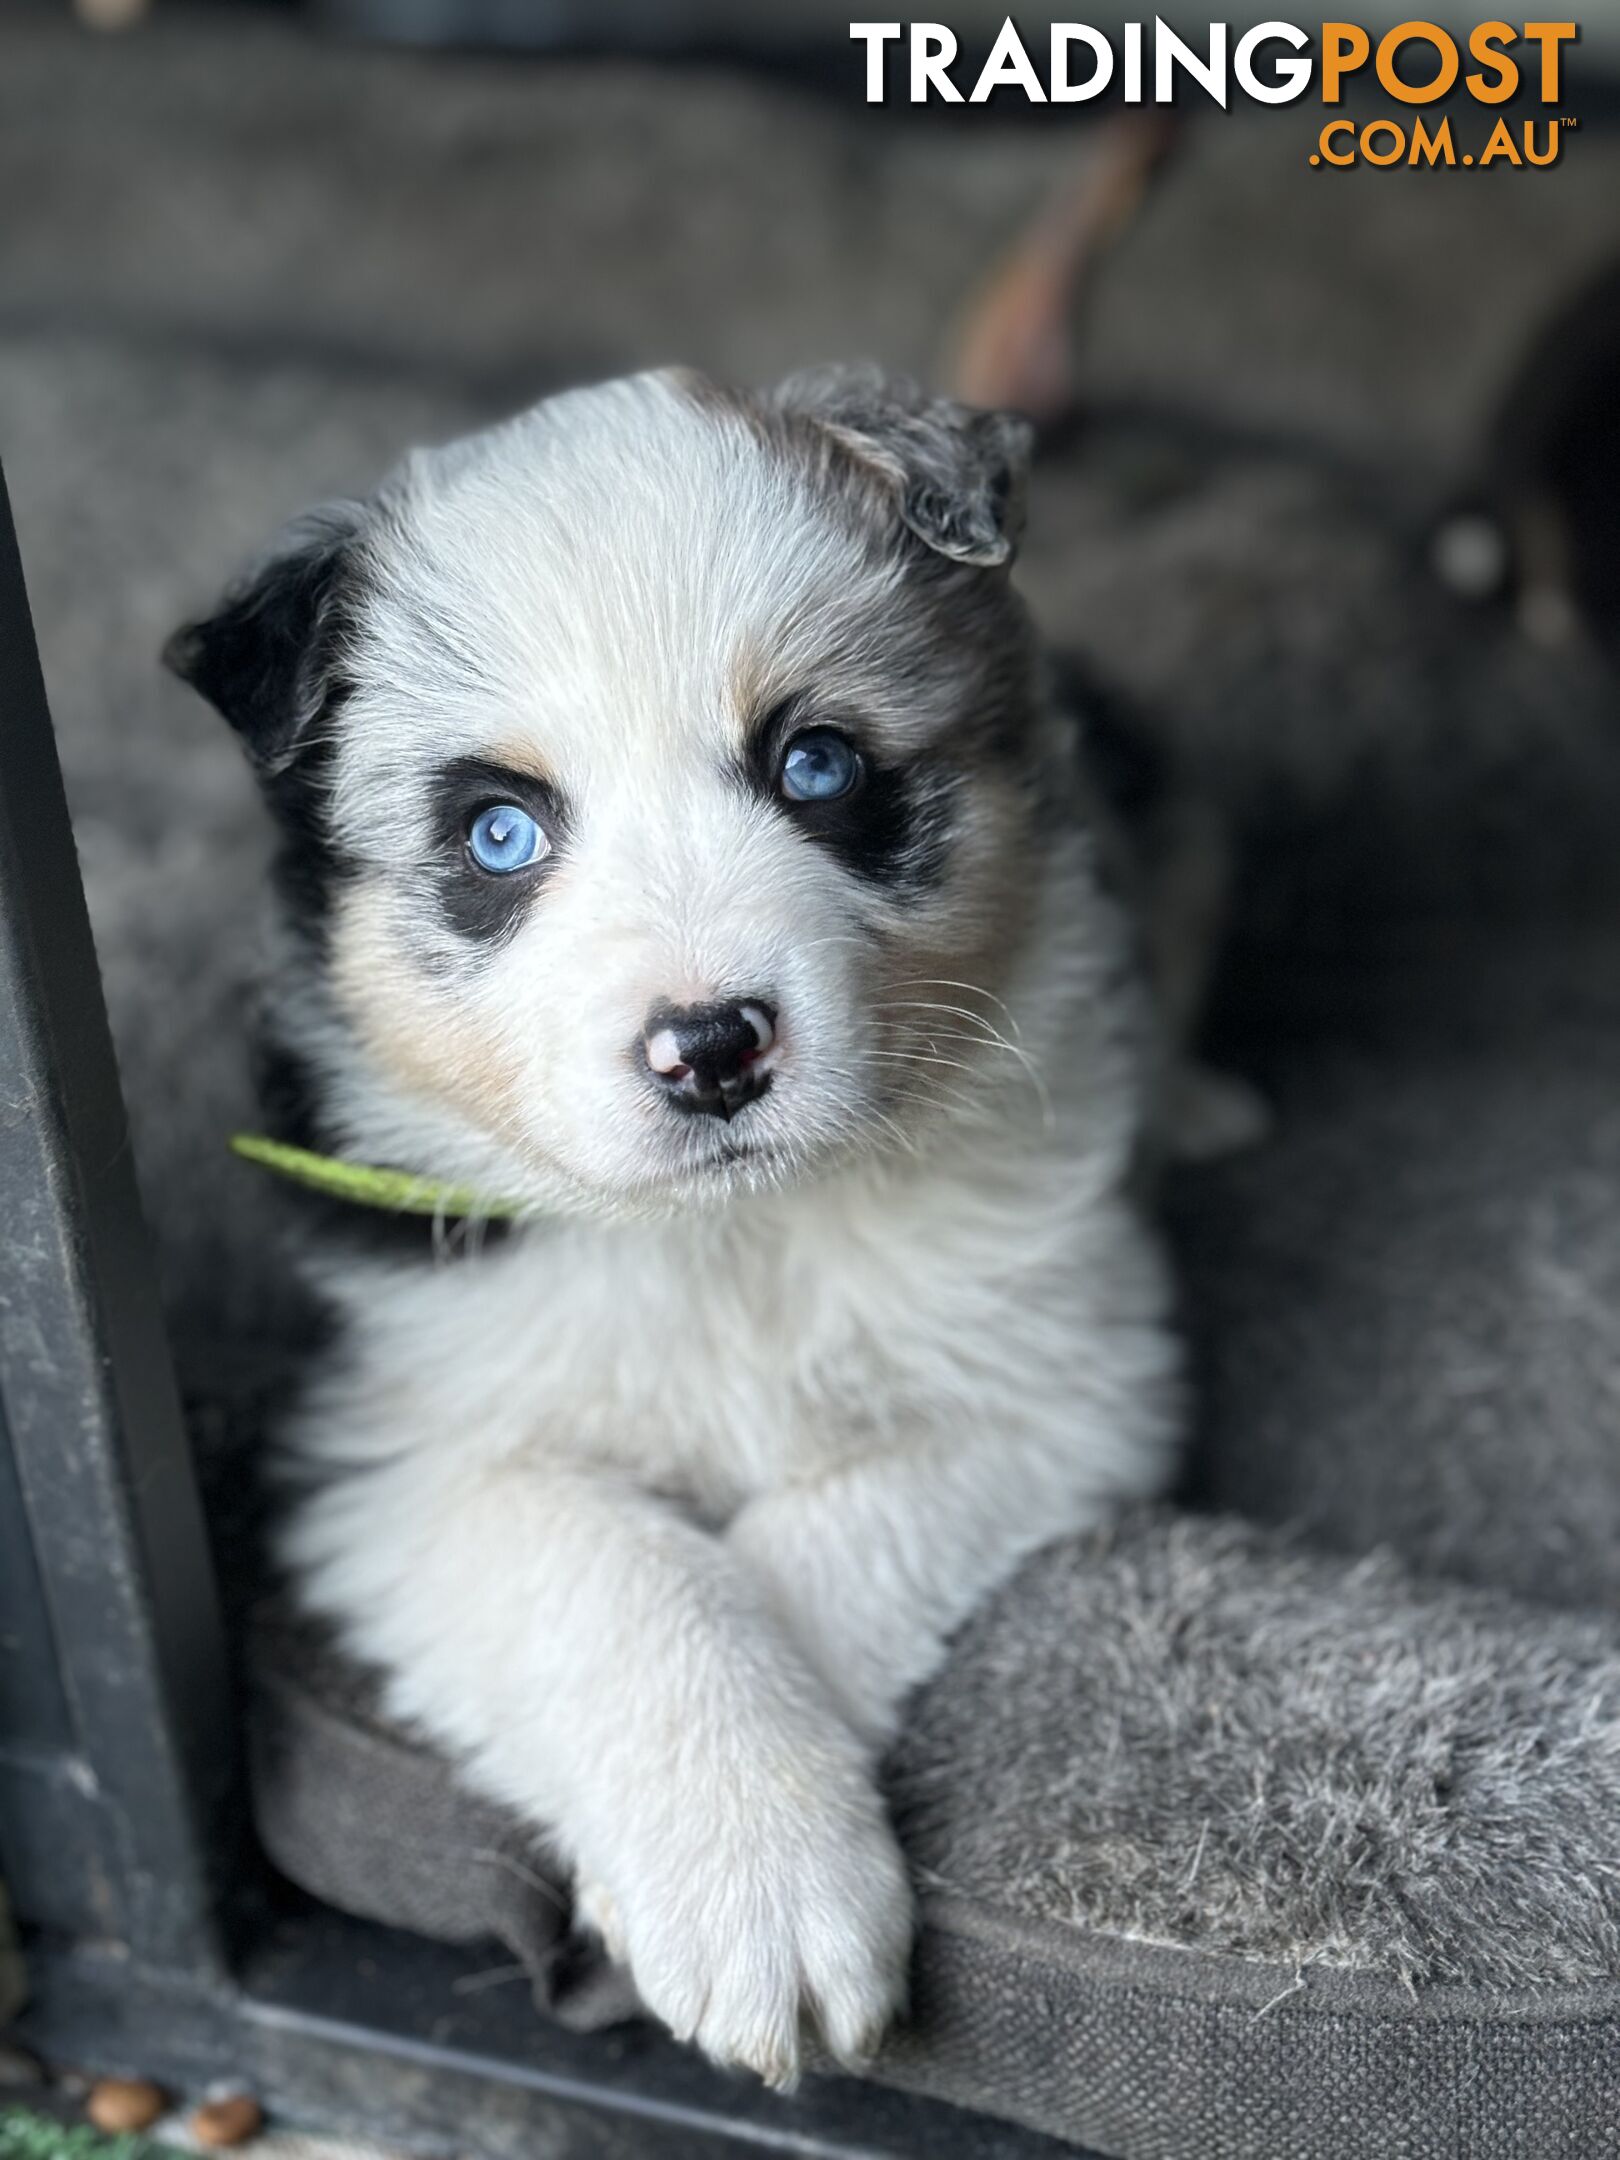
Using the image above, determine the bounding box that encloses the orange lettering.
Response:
[1375,20,1460,104]
[1320,22,1371,101]
[1318,118,1358,163]
[1465,20,1519,101]
[1522,22,1577,100]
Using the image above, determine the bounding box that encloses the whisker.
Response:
[870,1047,980,1080]
[861,1054,982,1122]
[892,976,1027,1042]
[812,1062,927,1158]
[881,1002,1054,1132]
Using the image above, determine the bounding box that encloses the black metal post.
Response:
[0,463,234,1978]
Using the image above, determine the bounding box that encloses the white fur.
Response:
[267,370,1182,2084]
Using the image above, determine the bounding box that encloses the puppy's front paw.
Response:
[602,1782,913,2086]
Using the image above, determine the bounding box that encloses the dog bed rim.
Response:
[920,1893,1620,2028]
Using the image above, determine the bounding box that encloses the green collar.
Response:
[230,1133,519,1220]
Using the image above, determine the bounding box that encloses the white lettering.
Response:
[1233,20,1312,103]
[1154,16,1229,106]
[970,16,1047,101]
[913,22,964,100]
[1122,19,1143,101]
[849,22,901,102]
[1051,24,1115,100]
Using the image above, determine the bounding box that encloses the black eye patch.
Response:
[739,695,956,897]
[427,755,568,943]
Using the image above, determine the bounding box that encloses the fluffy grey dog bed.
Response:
[8,15,1620,2157]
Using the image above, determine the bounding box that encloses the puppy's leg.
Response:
[290,1458,913,2084]
[729,1440,1105,1747]
[728,1241,1177,1746]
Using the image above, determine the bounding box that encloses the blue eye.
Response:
[780,729,861,803]
[467,803,547,874]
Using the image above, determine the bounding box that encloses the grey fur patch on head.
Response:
[773,364,1033,569]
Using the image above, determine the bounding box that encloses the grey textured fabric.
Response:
[1176,925,1620,1613]
[8,12,1620,2154]
[885,1904,1620,2160]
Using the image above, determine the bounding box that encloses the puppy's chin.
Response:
[576,1099,872,1220]
[619,1135,830,1217]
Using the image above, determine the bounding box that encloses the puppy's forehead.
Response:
[353,371,897,778]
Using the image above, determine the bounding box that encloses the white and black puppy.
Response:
[168,365,1182,2086]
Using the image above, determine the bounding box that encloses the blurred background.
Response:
[6,0,1620,1592]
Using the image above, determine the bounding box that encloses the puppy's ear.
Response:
[163,502,367,775]
[774,364,1033,569]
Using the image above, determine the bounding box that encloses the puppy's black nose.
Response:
[643,998,776,1121]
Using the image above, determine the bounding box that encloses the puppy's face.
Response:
[170,368,1046,1217]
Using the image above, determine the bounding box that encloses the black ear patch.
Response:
[775,364,1033,569]
[163,502,368,775]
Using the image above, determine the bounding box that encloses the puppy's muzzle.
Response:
[643,998,776,1122]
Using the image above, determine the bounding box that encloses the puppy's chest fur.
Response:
[309,1129,1106,1517]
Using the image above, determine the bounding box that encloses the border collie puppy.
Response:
[168,366,1181,2086]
